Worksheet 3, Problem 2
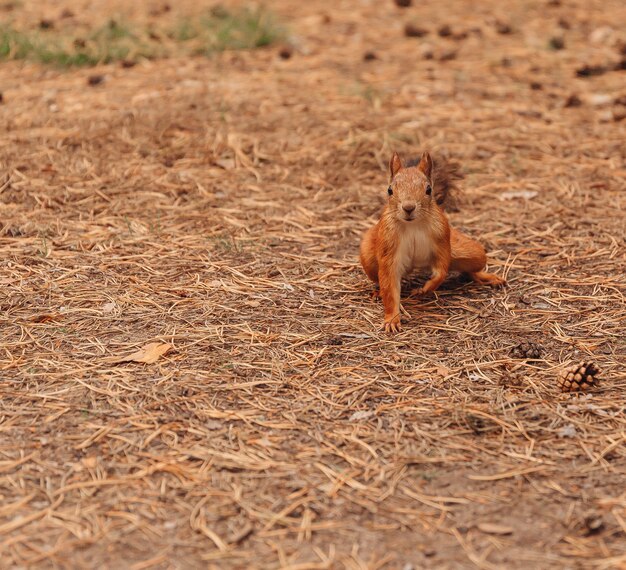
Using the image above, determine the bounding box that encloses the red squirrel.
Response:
[360,151,506,333]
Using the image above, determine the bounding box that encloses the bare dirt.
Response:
[0,0,625,568]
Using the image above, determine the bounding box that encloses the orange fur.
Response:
[360,151,505,333]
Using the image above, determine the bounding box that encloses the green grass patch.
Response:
[173,6,284,55]
[0,7,284,68]
[0,19,157,66]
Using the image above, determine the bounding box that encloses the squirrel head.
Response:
[387,151,434,222]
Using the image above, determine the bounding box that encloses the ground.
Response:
[0,0,625,568]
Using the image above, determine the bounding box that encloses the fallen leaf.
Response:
[436,365,451,377]
[499,190,538,201]
[588,93,612,106]
[215,158,235,170]
[589,26,613,44]
[30,313,61,323]
[82,456,98,469]
[72,455,97,472]
[119,342,172,364]
[229,522,254,545]
[558,424,577,438]
[131,91,161,104]
[350,410,375,421]
[477,523,514,535]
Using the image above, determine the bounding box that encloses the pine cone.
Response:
[511,341,543,360]
[557,361,600,392]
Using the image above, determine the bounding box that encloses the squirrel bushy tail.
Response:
[406,153,462,209]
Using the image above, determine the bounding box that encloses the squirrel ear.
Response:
[418,151,433,179]
[389,152,403,179]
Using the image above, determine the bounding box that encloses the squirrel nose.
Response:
[402,202,416,214]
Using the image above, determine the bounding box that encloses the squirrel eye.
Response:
[388,186,393,196]
[425,184,432,195]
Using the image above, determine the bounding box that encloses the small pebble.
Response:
[585,514,605,534]
[612,107,626,122]
[278,46,293,60]
[87,74,105,86]
[404,24,428,38]
[558,18,570,29]
[614,58,626,71]
[420,44,434,59]
[576,64,606,77]
[564,94,582,107]
[549,36,565,50]
[495,20,512,34]
[439,49,457,61]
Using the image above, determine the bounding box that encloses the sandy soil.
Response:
[0,0,625,568]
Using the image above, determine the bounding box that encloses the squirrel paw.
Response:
[411,286,437,297]
[470,271,507,288]
[370,288,381,300]
[382,315,402,333]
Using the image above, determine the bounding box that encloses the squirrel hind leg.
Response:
[360,228,380,284]
[469,271,506,288]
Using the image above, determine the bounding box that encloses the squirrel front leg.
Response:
[378,261,402,333]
